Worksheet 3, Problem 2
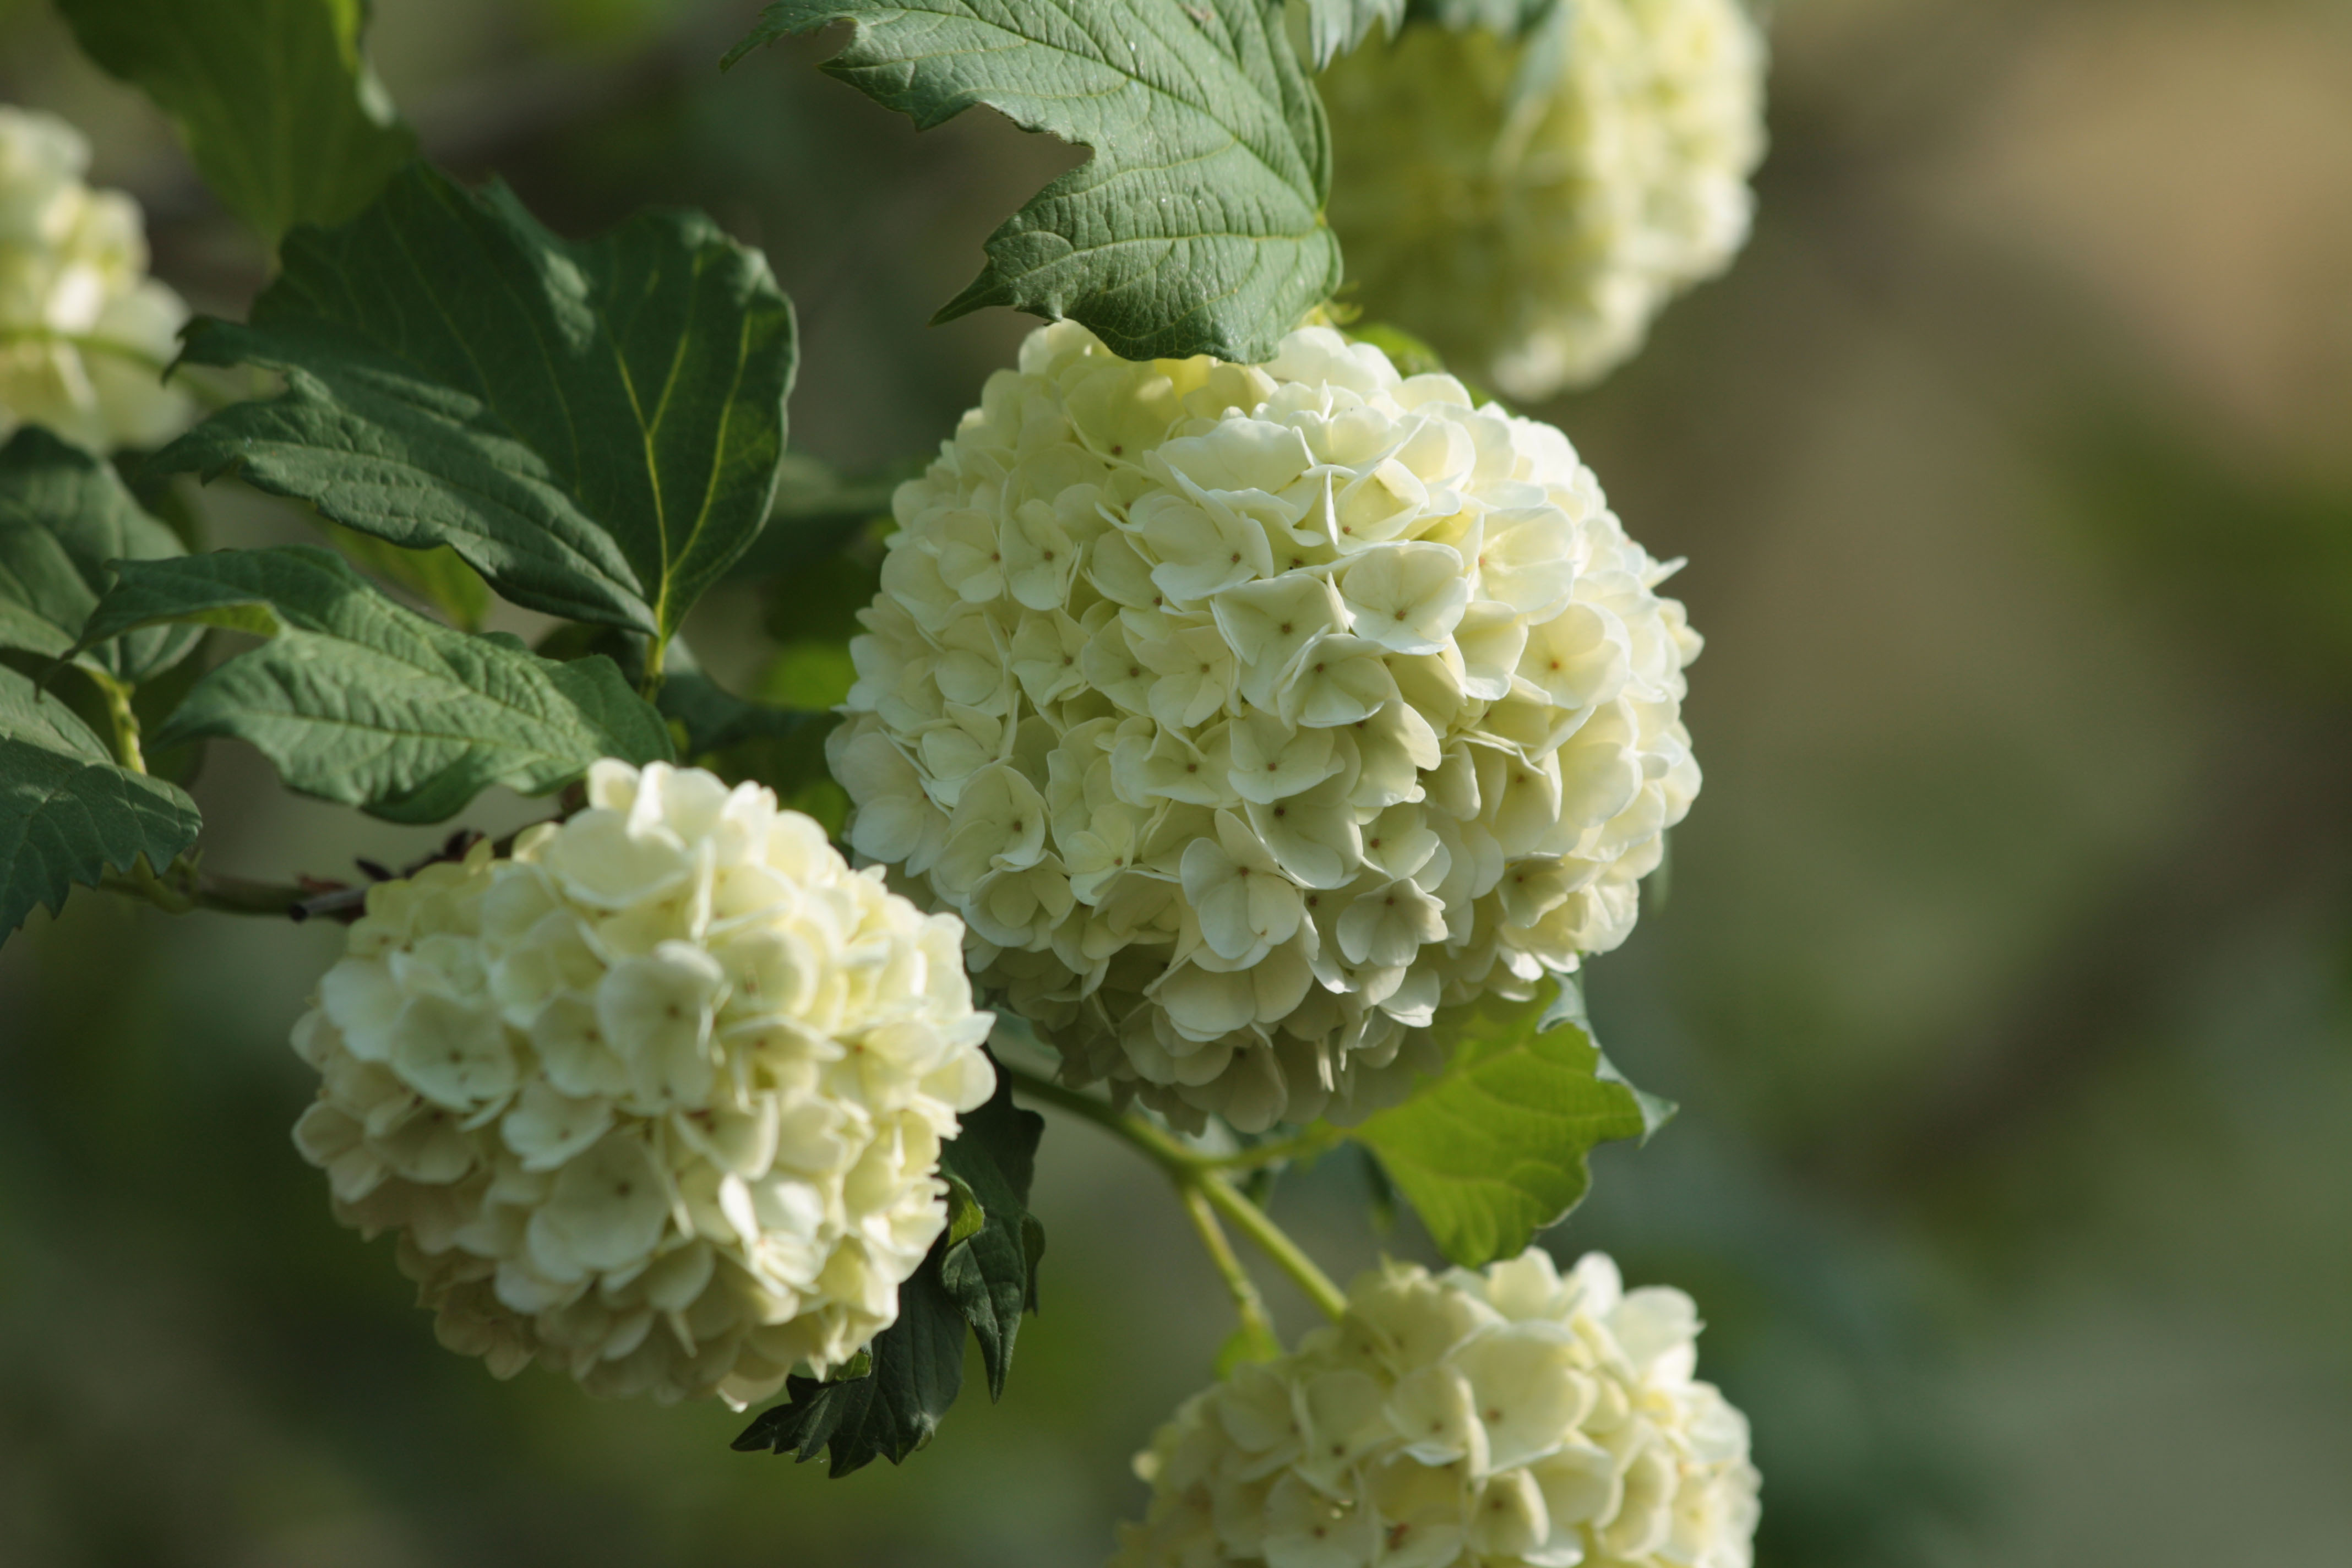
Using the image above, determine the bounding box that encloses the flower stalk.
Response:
[1001,1064,1348,1323]
[89,671,145,774]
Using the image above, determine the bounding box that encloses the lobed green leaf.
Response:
[0,428,199,684]
[728,0,1341,363]
[52,0,415,245]
[0,665,200,934]
[73,546,671,823]
[1352,978,1672,1267]
[153,163,798,641]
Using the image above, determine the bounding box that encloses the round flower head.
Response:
[1116,1250,1760,1568]
[831,323,1699,1133]
[1321,0,1767,399]
[0,107,194,450]
[288,761,997,1406]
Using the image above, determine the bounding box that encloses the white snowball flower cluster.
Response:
[1115,1250,1760,1568]
[831,322,1699,1133]
[1322,0,1767,399]
[288,760,997,1407]
[0,106,193,450]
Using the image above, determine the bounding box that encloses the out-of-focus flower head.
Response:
[0,106,194,450]
[1322,0,1768,399]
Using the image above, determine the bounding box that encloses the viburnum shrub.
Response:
[1,1,1768,1559]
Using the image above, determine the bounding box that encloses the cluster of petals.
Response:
[0,106,193,450]
[831,322,1699,1132]
[288,760,996,1407]
[1322,0,1768,398]
[1115,1250,1760,1568]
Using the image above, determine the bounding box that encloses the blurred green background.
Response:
[4,0,2350,1562]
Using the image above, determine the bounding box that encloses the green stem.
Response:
[639,634,667,702]
[1178,1183,1278,1352]
[89,672,146,774]
[1001,1065,1347,1323]
[1004,1066,1200,1173]
[100,862,308,918]
[1194,1173,1348,1322]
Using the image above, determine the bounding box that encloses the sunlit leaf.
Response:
[155,164,797,641]
[728,0,1340,363]
[1352,977,1672,1266]
[74,546,670,823]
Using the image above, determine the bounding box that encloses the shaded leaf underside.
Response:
[1352,978,1671,1267]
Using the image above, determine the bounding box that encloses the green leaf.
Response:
[0,665,200,935]
[731,1264,968,1477]
[733,1057,1046,1473]
[73,545,671,823]
[728,1,1341,363]
[937,1062,1046,1400]
[1302,0,1406,67]
[0,427,198,683]
[1351,977,1672,1267]
[319,525,491,632]
[153,163,798,641]
[942,1173,986,1249]
[52,0,415,246]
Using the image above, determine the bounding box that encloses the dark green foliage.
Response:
[154,164,797,641]
[0,665,200,934]
[0,428,199,683]
[936,1063,1048,1398]
[74,546,670,823]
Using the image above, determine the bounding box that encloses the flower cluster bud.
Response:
[832,323,1698,1132]
[1322,0,1768,398]
[0,106,193,450]
[1117,1250,1760,1568]
[290,761,996,1406]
